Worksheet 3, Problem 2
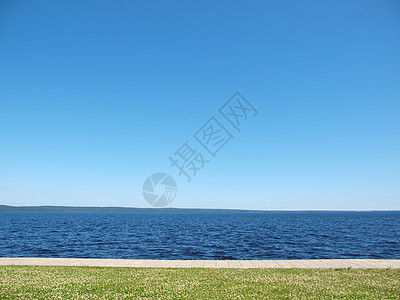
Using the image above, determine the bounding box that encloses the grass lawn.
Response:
[0,266,399,299]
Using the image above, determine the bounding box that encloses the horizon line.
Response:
[1,205,399,212]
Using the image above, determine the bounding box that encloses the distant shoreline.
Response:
[0,205,398,213]
[0,205,255,213]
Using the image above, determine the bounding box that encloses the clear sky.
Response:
[1,0,399,210]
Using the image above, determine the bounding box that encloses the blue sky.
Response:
[1,0,399,209]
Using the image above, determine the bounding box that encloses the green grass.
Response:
[1,266,399,299]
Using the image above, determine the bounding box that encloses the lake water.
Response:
[0,211,399,260]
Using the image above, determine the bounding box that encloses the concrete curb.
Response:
[1,258,399,269]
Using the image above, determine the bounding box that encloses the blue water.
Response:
[0,211,399,260]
